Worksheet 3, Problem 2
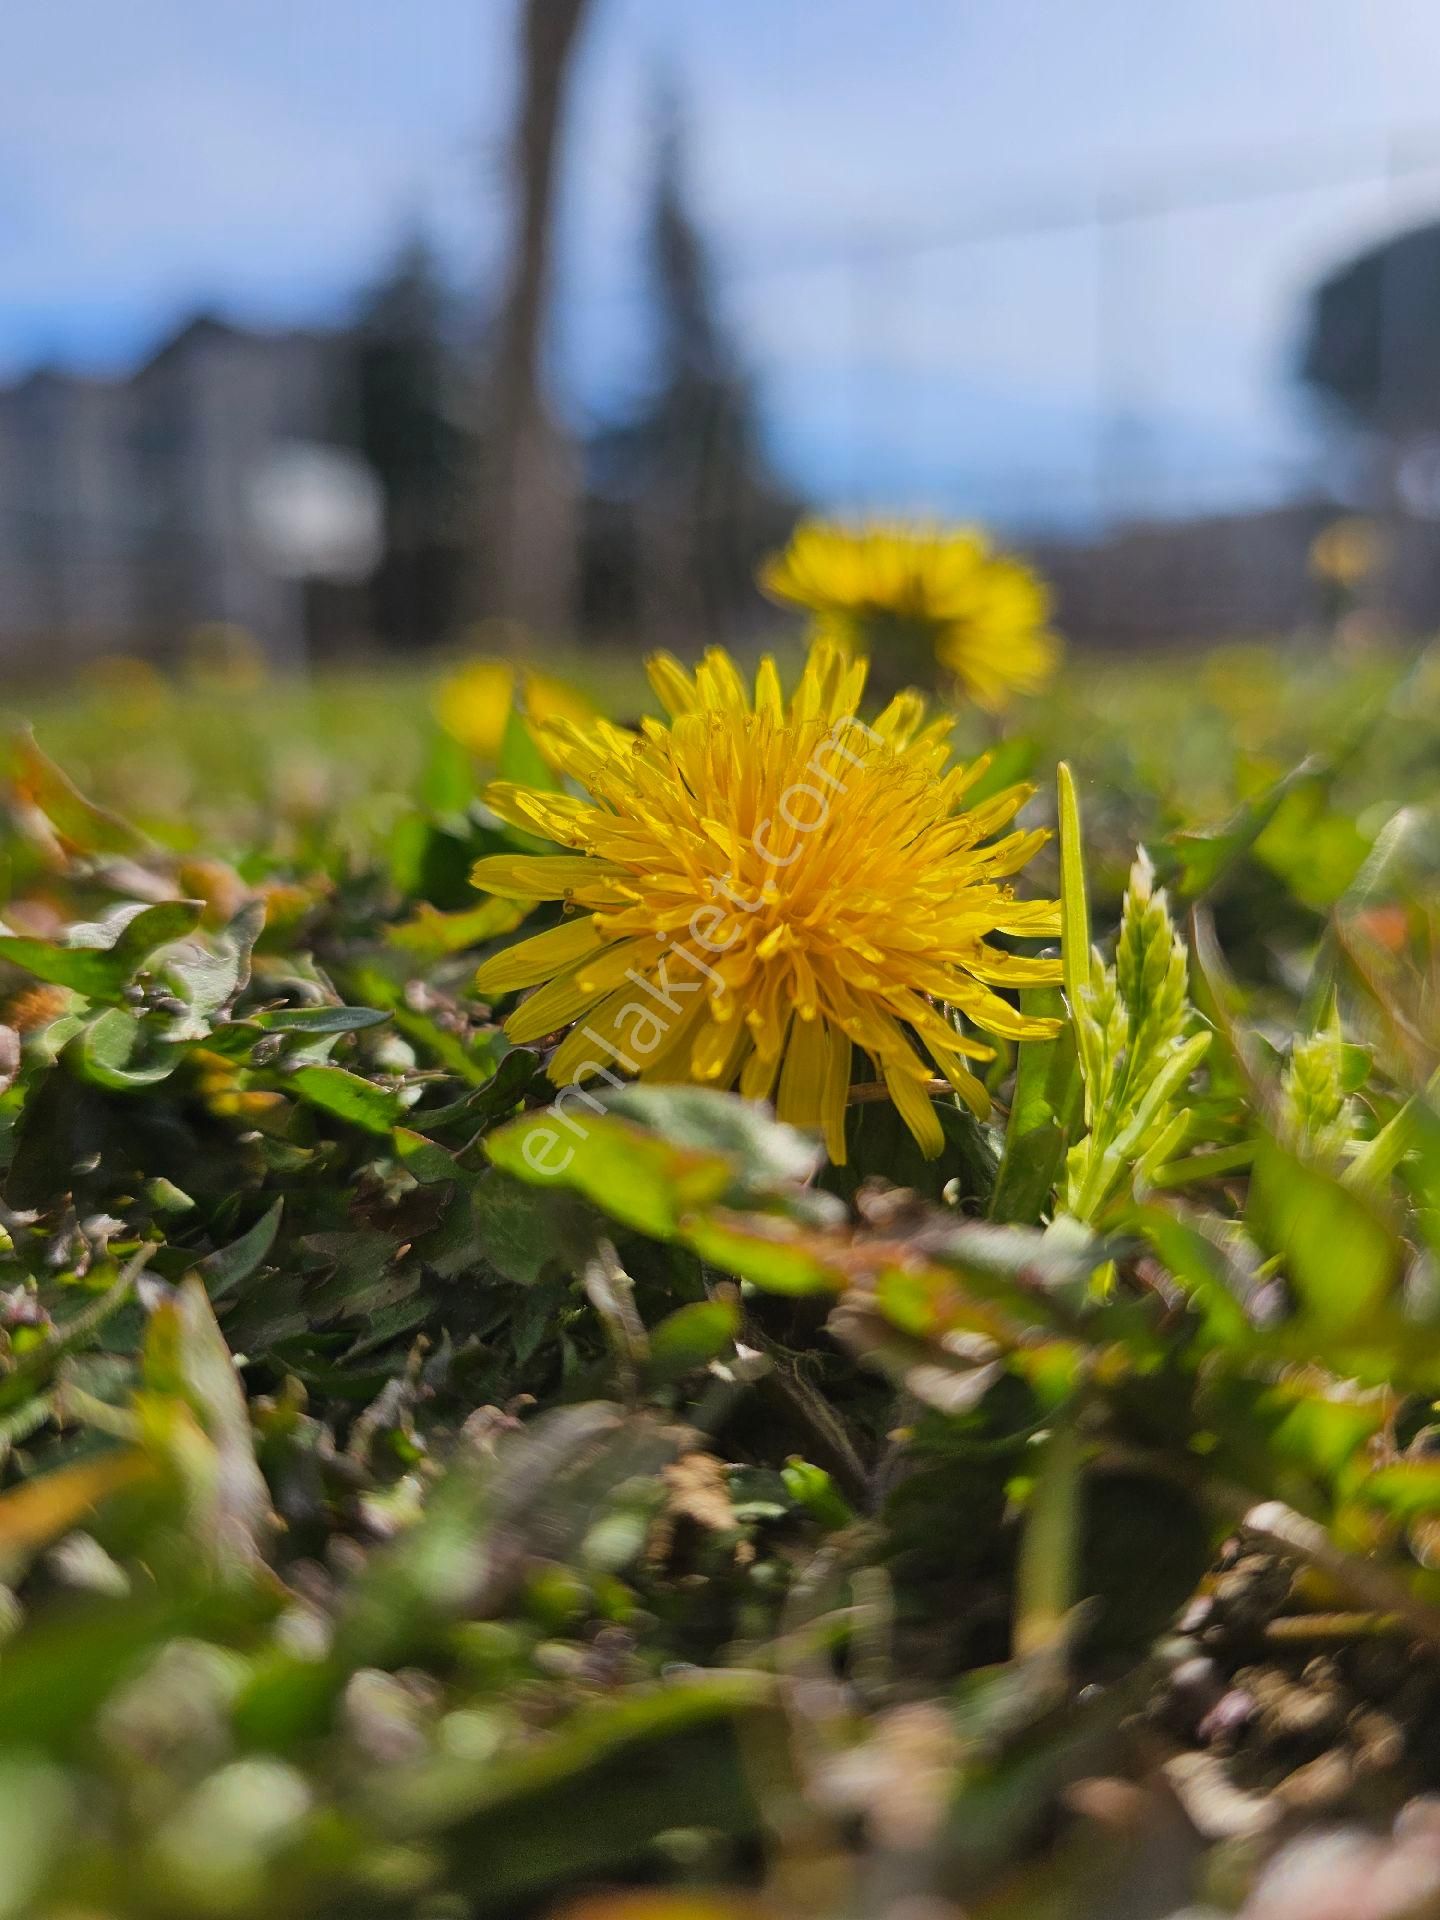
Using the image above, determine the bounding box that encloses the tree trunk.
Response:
[483,0,593,637]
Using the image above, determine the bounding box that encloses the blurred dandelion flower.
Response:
[89,653,173,723]
[472,639,1060,1161]
[182,623,268,694]
[192,1048,287,1124]
[760,519,1061,711]
[1309,516,1384,590]
[1,983,72,1035]
[435,656,595,761]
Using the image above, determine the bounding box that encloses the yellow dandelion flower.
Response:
[435,656,596,762]
[760,519,1061,711]
[526,670,597,733]
[471,639,1061,1163]
[436,658,513,756]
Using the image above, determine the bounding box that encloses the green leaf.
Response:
[1055,759,1102,1119]
[392,1126,466,1186]
[156,899,264,1035]
[1056,762,1091,1036]
[1164,756,1327,900]
[486,1088,823,1247]
[1077,1466,1212,1656]
[645,1298,741,1385]
[498,705,563,792]
[990,983,1077,1224]
[833,1097,997,1210]
[1359,1459,1440,1521]
[1061,845,1208,1225]
[1254,781,1371,910]
[1013,1405,1082,1661]
[1135,1206,1255,1350]
[0,901,204,1001]
[683,1214,839,1295]
[1248,1136,1401,1338]
[962,734,1039,808]
[1258,1377,1389,1481]
[142,1278,271,1575]
[486,1108,733,1240]
[419,723,479,815]
[253,1005,392,1035]
[11,730,153,856]
[346,962,507,1085]
[414,1046,544,1128]
[385,896,527,961]
[0,936,128,997]
[469,1167,576,1285]
[605,1085,823,1194]
[780,1458,855,1531]
[108,900,206,976]
[913,1213,1127,1315]
[288,1065,405,1135]
[196,1200,283,1302]
[72,1008,178,1089]
[0,1251,148,1414]
[0,1450,155,1588]
[380,1672,769,1904]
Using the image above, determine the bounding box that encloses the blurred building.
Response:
[1031,504,1337,648]
[0,369,139,652]
[0,315,372,673]
[1031,500,1440,647]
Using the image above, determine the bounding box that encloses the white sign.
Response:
[248,442,385,582]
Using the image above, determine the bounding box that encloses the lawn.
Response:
[3,615,1440,1919]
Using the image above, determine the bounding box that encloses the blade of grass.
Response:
[1013,1401,1083,1662]
[1056,762,1098,1111]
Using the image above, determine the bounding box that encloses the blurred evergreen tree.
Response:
[1302,219,1440,440]
[583,88,799,646]
[352,231,470,650]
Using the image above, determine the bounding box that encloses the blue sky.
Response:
[5,1,1440,524]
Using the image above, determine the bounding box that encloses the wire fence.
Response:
[639,121,1440,534]
[9,123,1440,666]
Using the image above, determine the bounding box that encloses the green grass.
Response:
[20,647,654,850]
[2,627,1440,1917]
